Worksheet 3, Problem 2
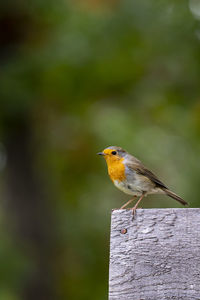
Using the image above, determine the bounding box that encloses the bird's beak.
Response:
[97,152,105,156]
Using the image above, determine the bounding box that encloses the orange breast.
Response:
[107,158,126,182]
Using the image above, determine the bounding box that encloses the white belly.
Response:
[113,180,142,196]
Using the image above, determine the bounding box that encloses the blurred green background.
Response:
[0,0,200,299]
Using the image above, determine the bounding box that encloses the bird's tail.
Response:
[163,188,188,206]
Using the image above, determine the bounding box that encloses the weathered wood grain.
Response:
[109,208,200,300]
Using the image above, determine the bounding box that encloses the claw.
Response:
[132,207,136,216]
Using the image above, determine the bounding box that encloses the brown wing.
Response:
[126,156,187,206]
[127,160,168,190]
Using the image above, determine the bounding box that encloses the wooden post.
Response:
[109,208,200,300]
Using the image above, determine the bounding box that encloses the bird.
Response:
[97,146,188,215]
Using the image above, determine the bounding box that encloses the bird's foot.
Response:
[132,206,137,216]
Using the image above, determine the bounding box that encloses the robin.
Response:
[97,146,188,215]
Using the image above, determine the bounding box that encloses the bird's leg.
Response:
[132,193,145,216]
[120,196,137,209]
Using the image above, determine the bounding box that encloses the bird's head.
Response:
[97,146,127,164]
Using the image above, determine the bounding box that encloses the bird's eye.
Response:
[111,151,117,155]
